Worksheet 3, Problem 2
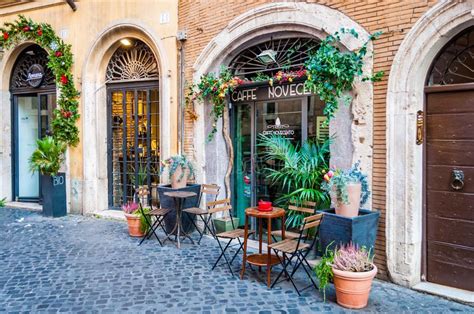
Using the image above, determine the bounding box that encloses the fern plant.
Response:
[29,136,66,176]
[258,134,331,228]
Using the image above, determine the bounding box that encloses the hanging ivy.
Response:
[0,15,80,146]
[304,28,383,122]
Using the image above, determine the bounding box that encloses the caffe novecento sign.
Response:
[26,64,44,88]
[231,81,313,103]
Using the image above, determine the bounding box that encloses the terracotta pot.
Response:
[124,213,145,237]
[170,165,188,189]
[332,265,377,309]
[335,183,361,218]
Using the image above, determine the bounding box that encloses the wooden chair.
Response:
[182,184,220,244]
[270,200,316,241]
[207,198,255,276]
[269,213,323,296]
[138,202,171,246]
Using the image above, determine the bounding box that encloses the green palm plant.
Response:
[29,136,66,176]
[258,134,331,228]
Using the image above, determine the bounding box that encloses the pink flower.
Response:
[327,170,334,178]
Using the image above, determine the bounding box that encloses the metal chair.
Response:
[138,202,171,246]
[182,184,220,244]
[270,200,316,242]
[269,213,323,296]
[207,198,255,276]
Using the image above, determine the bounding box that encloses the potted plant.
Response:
[160,155,195,189]
[315,243,377,309]
[122,202,151,237]
[213,216,239,234]
[29,136,67,217]
[322,161,370,218]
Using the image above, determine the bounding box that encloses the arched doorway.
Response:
[227,34,330,223]
[105,40,160,208]
[423,26,474,292]
[10,45,56,202]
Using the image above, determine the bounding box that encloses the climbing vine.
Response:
[0,15,80,147]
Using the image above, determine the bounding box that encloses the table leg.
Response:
[258,217,262,272]
[240,214,249,279]
[282,215,285,240]
[176,198,181,249]
[267,217,272,288]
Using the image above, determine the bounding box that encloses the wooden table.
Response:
[163,191,197,249]
[240,207,285,287]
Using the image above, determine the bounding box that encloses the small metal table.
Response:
[163,191,197,249]
[240,207,286,287]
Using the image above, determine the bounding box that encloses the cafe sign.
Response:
[231,82,313,103]
[26,64,44,88]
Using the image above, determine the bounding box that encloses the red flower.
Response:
[60,74,68,85]
[23,25,30,32]
[61,110,72,118]
[55,51,62,57]
[3,32,8,40]
[37,29,42,36]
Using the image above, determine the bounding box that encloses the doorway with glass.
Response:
[232,91,327,225]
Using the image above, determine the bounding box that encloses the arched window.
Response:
[106,39,160,208]
[10,45,55,91]
[428,26,474,86]
[228,36,319,80]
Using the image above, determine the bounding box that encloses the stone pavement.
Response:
[0,208,472,313]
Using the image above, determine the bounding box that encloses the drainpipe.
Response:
[64,0,77,11]
[177,31,187,155]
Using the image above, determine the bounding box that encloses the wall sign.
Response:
[26,64,44,88]
[231,82,313,103]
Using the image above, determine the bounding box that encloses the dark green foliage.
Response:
[29,136,67,176]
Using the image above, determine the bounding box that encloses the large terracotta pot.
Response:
[124,213,145,237]
[332,265,377,309]
[335,182,361,218]
[170,165,188,189]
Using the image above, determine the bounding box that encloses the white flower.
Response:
[50,41,59,51]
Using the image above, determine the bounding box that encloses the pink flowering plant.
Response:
[122,202,139,215]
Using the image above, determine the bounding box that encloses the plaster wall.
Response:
[0,0,179,213]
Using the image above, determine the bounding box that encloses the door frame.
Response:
[422,82,474,282]
[11,88,56,202]
[106,80,160,209]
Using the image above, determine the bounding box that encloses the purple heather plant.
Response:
[122,202,139,215]
[332,243,374,272]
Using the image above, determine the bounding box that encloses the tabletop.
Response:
[245,207,285,218]
[163,191,197,198]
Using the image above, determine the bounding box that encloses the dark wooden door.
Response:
[425,87,474,291]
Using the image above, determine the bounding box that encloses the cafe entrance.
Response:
[232,88,327,224]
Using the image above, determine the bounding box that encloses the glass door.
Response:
[14,93,56,201]
[108,86,160,208]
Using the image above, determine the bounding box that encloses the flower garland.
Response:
[188,28,383,140]
[0,15,80,147]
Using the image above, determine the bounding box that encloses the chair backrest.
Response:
[207,198,232,214]
[288,200,316,215]
[198,184,220,206]
[293,213,324,252]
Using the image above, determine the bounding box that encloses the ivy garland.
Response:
[0,15,80,147]
[188,28,383,140]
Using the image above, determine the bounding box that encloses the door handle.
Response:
[451,169,464,191]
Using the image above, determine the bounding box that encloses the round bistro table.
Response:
[163,191,197,249]
[240,206,285,287]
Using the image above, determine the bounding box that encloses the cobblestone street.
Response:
[0,208,472,313]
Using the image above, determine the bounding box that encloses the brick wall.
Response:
[179,0,437,280]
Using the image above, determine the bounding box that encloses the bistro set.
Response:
[137,183,323,295]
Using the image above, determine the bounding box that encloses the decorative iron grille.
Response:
[228,37,319,80]
[106,40,159,82]
[10,45,55,90]
[428,26,474,86]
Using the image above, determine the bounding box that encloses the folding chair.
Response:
[138,202,171,246]
[208,198,255,276]
[182,184,220,244]
[269,213,323,296]
[270,200,316,242]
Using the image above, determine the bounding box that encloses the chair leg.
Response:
[271,250,301,296]
[197,214,214,244]
[296,252,318,291]
[212,238,234,276]
[139,214,157,246]
[229,238,244,265]
[185,212,203,241]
